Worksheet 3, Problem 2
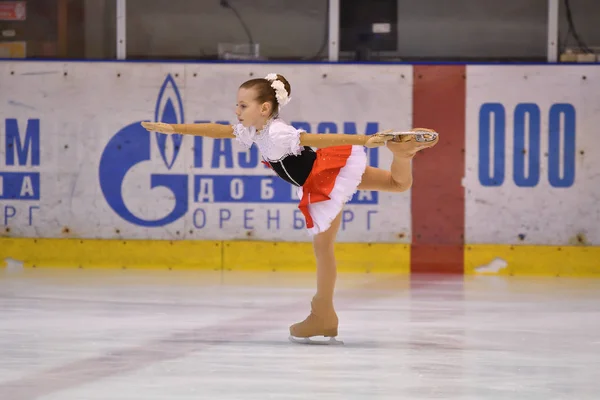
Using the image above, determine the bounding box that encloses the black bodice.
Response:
[267,146,316,187]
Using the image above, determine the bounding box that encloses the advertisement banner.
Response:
[0,1,26,21]
[0,62,413,242]
[465,66,600,245]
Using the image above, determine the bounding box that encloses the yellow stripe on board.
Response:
[0,238,410,274]
[4,239,597,276]
[224,241,410,273]
[465,244,600,277]
[0,238,222,270]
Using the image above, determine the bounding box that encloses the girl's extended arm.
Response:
[142,122,396,148]
[141,122,235,139]
[299,131,394,148]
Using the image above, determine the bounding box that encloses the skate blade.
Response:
[391,129,438,143]
[288,335,344,345]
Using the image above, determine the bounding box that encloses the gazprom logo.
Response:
[98,74,188,227]
[99,73,382,230]
[154,75,184,170]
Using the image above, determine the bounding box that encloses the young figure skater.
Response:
[141,73,438,344]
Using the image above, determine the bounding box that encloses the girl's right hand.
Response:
[141,121,175,134]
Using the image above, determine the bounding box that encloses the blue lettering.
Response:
[4,205,16,225]
[219,209,231,228]
[28,206,39,226]
[513,103,540,187]
[548,104,576,188]
[211,139,234,168]
[193,208,206,229]
[211,120,235,169]
[478,103,576,189]
[479,103,505,186]
[293,210,305,230]
[238,146,259,169]
[267,209,280,230]
[343,122,379,135]
[367,210,377,230]
[341,210,354,230]
[5,119,40,166]
[0,172,40,200]
[318,122,337,133]
[195,120,233,169]
[193,175,377,204]
[244,209,254,229]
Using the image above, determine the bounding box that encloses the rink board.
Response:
[462,65,600,277]
[0,238,410,274]
[1,61,600,276]
[464,244,600,277]
[2,238,598,277]
[0,61,413,244]
[465,66,600,246]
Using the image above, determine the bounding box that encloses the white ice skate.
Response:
[390,128,439,143]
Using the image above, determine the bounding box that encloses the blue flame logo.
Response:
[98,74,189,227]
[154,75,184,170]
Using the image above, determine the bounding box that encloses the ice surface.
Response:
[1,269,599,399]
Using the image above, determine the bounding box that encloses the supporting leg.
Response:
[289,212,344,344]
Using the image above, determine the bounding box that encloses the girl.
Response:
[141,73,438,344]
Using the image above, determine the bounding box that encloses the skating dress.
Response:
[233,118,367,235]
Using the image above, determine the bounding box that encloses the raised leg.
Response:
[358,134,438,192]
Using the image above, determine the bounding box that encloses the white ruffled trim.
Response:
[257,118,274,136]
[297,146,368,236]
[233,119,305,161]
[257,119,304,162]
[232,123,254,149]
[289,127,305,156]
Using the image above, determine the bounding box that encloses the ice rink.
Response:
[1,268,599,399]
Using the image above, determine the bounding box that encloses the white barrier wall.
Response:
[465,66,600,246]
[0,62,414,242]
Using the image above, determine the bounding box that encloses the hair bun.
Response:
[264,73,291,107]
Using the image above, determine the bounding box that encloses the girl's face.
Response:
[235,87,271,129]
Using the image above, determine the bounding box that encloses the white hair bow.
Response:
[264,73,291,107]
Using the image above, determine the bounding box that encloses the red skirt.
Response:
[297,145,368,235]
